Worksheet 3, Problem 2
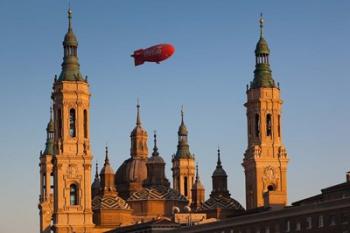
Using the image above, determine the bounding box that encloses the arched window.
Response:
[255,114,260,137]
[57,109,62,138]
[184,176,188,196]
[42,173,46,196]
[50,218,54,233]
[69,109,76,137]
[70,184,78,205]
[83,110,88,138]
[266,114,272,136]
[50,173,54,194]
[278,115,281,137]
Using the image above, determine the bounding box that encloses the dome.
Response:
[100,163,114,175]
[255,37,270,55]
[63,31,78,46]
[116,157,148,185]
[46,119,54,132]
[43,112,54,156]
[147,155,165,164]
[130,125,147,137]
[178,122,188,135]
[212,167,227,177]
[43,140,54,155]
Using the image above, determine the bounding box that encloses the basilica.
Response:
[38,10,350,233]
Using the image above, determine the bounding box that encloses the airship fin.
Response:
[132,49,144,66]
[134,57,144,66]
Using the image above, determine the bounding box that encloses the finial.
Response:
[50,106,53,120]
[217,145,222,167]
[154,130,157,147]
[67,8,73,31]
[136,98,141,126]
[105,145,110,164]
[181,105,184,124]
[152,130,159,156]
[259,13,264,38]
[95,162,99,178]
[196,163,200,180]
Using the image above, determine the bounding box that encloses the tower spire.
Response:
[68,8,72,31]
[59,7,84,81]
[175,106,192,159]
[152,130,159,156]
[181,105,184,124]
[136,99,141,126]
[43,107,54,155]
[251,14,275,89]
[105,145,110,165]
[50,106,53,121]
[196,163,200,181]
[129,99,148,159]
[95,162,99,179]
[217,146,222,168]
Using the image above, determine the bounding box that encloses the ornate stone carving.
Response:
[67,165,78,178]
[262,166,280,191]
[253,145,262,158]
[278,146,288,158]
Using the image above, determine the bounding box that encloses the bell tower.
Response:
[39,108,55,233]
[51,9,94,233]
[172,108,196,204]
[242,15,289,210]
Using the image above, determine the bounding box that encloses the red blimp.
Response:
[131,44,175,66]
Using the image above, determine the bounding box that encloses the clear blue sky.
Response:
[0,1,349,232]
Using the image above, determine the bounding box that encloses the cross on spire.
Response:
[259,13,264,38]
[152,130,159,156]
[68,8,73,31]
[136,98,141,126]
[196,163,200,181]
[217,145,222,168]
[105,145,110,165]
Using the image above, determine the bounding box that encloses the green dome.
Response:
[178,122,188,135]
[251,63,275,88]
[58,69,84,81]
[46,119,54,132]
[255,37,270,55]
[63,31,78,46]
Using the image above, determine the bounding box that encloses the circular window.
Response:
[267,185,274,191]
